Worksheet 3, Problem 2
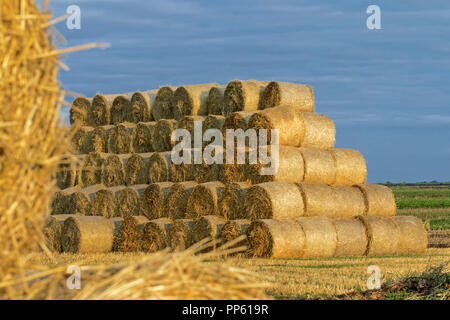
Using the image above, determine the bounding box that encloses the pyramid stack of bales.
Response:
[49,80,427,257]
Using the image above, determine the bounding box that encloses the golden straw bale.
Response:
[152,86,177,120]
[70,97,91,125]
[357,216,400,256]
[151,119,177,152]
[222,111,257,135]
[43,214,74,253]
[100,154,125,187]
[125,153,152,185]
[168,219,196,251]
[244,182,304,220]
[147,152,173,183]
[223,80,269,115]
[333,218,368,257]
[117,187,141,218]
[332,185,366,218]
[62,216,115,253]
[140,182,173,219]
[108,122,135,154]
[132,121,156,153]
[56,156,80,189]
[204,114,226,132]
[354,183,397,217]
[186,181,225,218]
[296,183,337,217]
[218,147,250,183]
[247,219,305,258]
[142,218,173,253]
[259,81,314,111]
[90,94,113,126]
[218,182,250,219]
[300,147,336,185]
[295,216,338,258]
[192,215,227,251]
[165,181,198,220]
[129,90,157,123]
[91,188,119,218]
[113,215,149,252]
[392,216,428,254]
[220,219,251,256]
[87,125,114,153]
[67,184,103,216]
[110,93,133,124]
[173,83,218,120]
[51,187,77,215]
[206,85,226,115]
[176,115,206,148]
[331,149,367,186]
[79,152,107,187]
[301,112,335,149]
[71,126,93,154]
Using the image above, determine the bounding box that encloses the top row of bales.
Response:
[70,80,314,127]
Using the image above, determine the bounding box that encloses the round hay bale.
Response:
[70,97,91,125]
[87,125,113,153]
[249,145,304,184]
[332,185,366,218]
[91,188,119,218]
[218,182,250,219]
[301,112,335,149]
[68,190,92,216]
[176,115,206,147]
[100,154,125,187]
[220,219,251,256]
[62,216,115,254]
[331,149,367,186]
[357,216,400,256]
[117,187,141,218]
[113,215,149,252]
[129,90,157,123]
[132,121,156,153]
[173,83,218,120]
[206,85,226,115]
[186,181,225,219]
[392,216,428,254]
[43,214,74,253]
[218,147,249,183]
[152,86,176,120]
[248,105,305,147]
[333,218,368,257]
[151,119,177,152]
[204,114,226,132]
[247,219,305,258]
[147,152,172,183]
[222,111,256,136]
[140,182,173,219]
[165,181,197,220]
[244,182,304,220]
[192,215,227,251]
[296,183,337,217]
[295,216,338,258]
[90,94,113,126]
[79,152,107,187]
[56,156,78,189]
[110,94,133,124]
[300,147,336,185]
[125,153,152,185]
[354,184,396,217]
[142,218,173,253]
[108,123,135,154]
[51,188,76,215]
[193,161,220,183]
[259,81,314,111]
[168,219,195,251]
[223,80,269,115]
[71,126,93,154]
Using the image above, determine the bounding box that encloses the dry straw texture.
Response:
[223,80,269,115]
[117,187,141,218]
[177,115,206,147]
[332,185,366,218]
[218,182,250,219]
[130,90,157,123]
[168,219,196,251]
[62,216,115,253]
[70,97,91,125]
[51,188,75,215]
[125,153,152,185]
[207,85,226,115]
[100,154,125,187]
[186,181,225,218]
[192,215,227,251]
[141,182,173,219]
[71,126,93,154]
[165,181,198,220]
[296,183,337,217]
[113,215,149,252]
[110,93,133,124]
[68,190,92,216]
[91,188,119,218]
[357,216,400,256]
[152,86,176,120]
[108,123,135,154]
[173,83,218,119]
[355,183,397,217]
[220,219,251,256]
[247,219,305,258]
[204,114,226,132]
[300,147,336,185]
[142,218,173,253]
[332,218,368,257]
[147,152,173,183]
[56,156,79,189]
[259,81,314,111]
[218,147,249,183]
[90,94,113,126]
[132,122,156,153]
[43,214,74,253]
[222,111,256,135]
[331,149,367,186]
[301,112,335,149]
[392,216,427,254]
[244,182,305,220]
[295,216,338,258]
[79,152,106,187]
[88,125,113,153]
[151,119,177,152]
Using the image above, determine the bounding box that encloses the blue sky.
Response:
[45,0,450,183]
